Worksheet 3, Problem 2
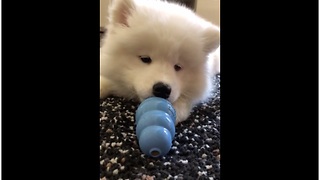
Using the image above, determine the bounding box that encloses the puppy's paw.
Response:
[212,48,220,75]
[173,99,193,125]
[208,47,220,76]
[100,76,112,99]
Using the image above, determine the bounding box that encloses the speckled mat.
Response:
[100,30,220,180]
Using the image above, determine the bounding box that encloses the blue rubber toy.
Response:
[135,97,176,158]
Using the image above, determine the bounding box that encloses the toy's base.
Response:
[149,148,161,157]
[138,125,172,157]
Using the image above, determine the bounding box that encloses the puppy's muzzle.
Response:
[153,82,171,99]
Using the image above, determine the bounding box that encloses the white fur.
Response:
[100,0,220,124]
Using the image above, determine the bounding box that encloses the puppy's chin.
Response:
[138,95,178,104]
[138,96,150,102]
[135,86,180,103]
[167,96,178,104]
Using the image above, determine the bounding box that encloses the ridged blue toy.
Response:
[135,97,176,157]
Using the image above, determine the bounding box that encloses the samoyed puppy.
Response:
[100,0,220,124]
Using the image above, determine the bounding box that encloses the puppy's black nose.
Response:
[153,82,171,99]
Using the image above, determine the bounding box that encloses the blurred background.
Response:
[100,0,220,28]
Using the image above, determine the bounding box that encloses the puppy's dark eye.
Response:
[174,64,182,71]
[139,56,152,64]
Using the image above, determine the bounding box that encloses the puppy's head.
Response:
[104,0,220,103]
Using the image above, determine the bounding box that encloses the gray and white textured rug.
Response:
[100,31,220,180]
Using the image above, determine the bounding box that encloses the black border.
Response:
[3,0,318,179]
[220,0,318,179]
[2,0,100,179]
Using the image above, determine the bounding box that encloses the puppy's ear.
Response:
[108,0,135,27]
[202,25,220,54]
